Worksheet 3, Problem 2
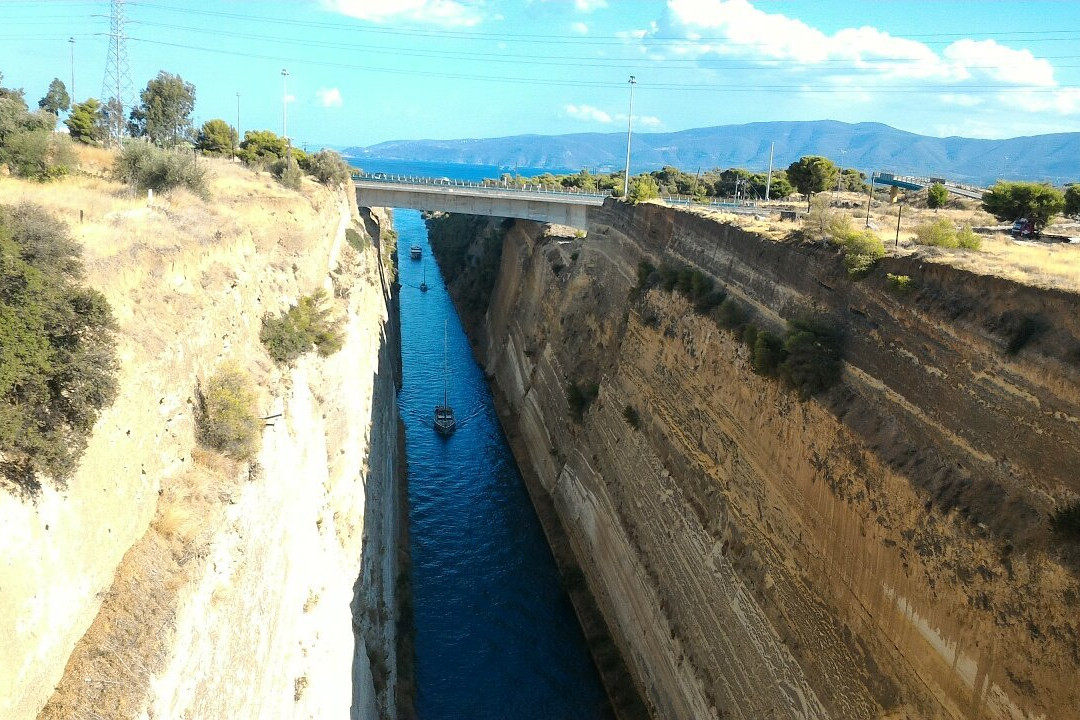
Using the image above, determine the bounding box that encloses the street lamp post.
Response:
[837,149,846,192]
[623,75,636,199]
[281,68,290,139]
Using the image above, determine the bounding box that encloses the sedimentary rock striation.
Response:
[429,200,1080,720]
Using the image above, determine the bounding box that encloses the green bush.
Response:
[752,331,787,376]
[1,129,75,181]
[927,183,948,209]
[782,315,844,397]
[629,175,660,203]
[0,204,118,493]
[345,227,369,252]
[741,324,759,348]
[712,297,748,330]
[833,226,885,277]
[260,289,344,364]
[272,154,304,190]
[885,273,915,293]
[304,149,350,186]
[622,405,640,429]
[912,218,982,251]
[113,140,208,198]
[195,365,261,461]
[956,224,981,250]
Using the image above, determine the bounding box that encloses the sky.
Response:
[2,0,1080,149]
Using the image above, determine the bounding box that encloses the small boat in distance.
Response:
[420,263,429,292]
[410,245,422,260]
[434,320,456,436]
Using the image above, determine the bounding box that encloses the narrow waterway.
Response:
[395,208,613,719]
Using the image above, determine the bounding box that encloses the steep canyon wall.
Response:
[431,201,1080,720]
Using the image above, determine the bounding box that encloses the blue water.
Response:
[395,208,613,720]
[344,157,572,183]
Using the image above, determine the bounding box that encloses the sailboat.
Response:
[434,320,456,435]
[420,263,428,292]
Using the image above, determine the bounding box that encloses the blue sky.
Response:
[2,0,1080,148]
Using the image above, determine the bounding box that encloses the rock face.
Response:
[1,166,407,720]
[430,200,1080,720]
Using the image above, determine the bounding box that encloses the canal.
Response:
[394,208,613,719]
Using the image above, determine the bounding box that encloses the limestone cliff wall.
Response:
[437,200,1080,720]
[0,164,406,720]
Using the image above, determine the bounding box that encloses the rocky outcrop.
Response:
[432,199,1080,720]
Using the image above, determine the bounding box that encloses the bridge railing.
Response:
[352,172,610,200]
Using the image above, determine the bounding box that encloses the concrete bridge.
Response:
[353,173,606,229]
[873,172,986,199]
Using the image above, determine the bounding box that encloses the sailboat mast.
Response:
[443,319,449,407]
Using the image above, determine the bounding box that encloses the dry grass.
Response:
[674,192,1080,291]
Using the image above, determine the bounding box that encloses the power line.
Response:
[101,0,134,145]
[123,35,1080,94]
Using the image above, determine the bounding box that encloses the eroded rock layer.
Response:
[430,200,1080,720]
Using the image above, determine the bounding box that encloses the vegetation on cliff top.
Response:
[0,203,118,495]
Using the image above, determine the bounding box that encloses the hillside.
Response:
[347,120,1080,185]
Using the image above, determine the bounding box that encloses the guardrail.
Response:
[352,173,759,210]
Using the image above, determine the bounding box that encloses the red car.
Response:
[1010,218,1036,237]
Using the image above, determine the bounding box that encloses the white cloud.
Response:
[316,87,343,107]
[565,104,612,123]
[571,21,588,34]
[575,0,607,11]
[322,0,483,27]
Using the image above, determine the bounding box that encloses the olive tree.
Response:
[981,182,1064,232]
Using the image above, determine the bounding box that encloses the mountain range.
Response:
[345,120,1080,187]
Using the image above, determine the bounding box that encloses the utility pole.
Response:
[235,91,241,157]
[622,75,636,199]
[68,37,75,102]
[837,149,846,192]
[895,203,903,248]
[281,68,290,139]
[765,141,775,201]
[865,172,875,226]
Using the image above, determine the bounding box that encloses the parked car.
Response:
[1010,218,1036,237]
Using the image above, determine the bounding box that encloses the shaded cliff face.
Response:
[430,200,1080,720]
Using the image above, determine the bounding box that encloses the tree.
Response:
[787,156,839,210]
[238,129,288,165]
[194,118,238,156]
[0,72,25,104]
[767,172,794,200]
[65,98,106,145]
[127,71,196,147]
[304,149,350,185]
[38,78,70,118]
[1065,184,1080,218]
[927,182,948,209]
[629,174,660,203]
[981,181,1065,232]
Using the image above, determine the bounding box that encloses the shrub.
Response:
[113,141,208,198]
[1051,500,1080,540]
[741,324,759,348]
[752,331,787,376]
[782,315,844,397]
[885,273,915,293]
[629,175,660,203]
[712,297,748,330]
[566,381,599,423]
[345,227,369,252]
[272,154,304,190]
[927,183,948,209]
[195,365,260,461]
[833,225,885,278]
[622,405,640,429]
[304,149,350,186]
[0,203,118,493]
[260,289,344,364]
[982,181,1064,232]
[956,224,981,250]
[1,129,75,181]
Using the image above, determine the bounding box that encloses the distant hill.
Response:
[345,120,1080,186]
